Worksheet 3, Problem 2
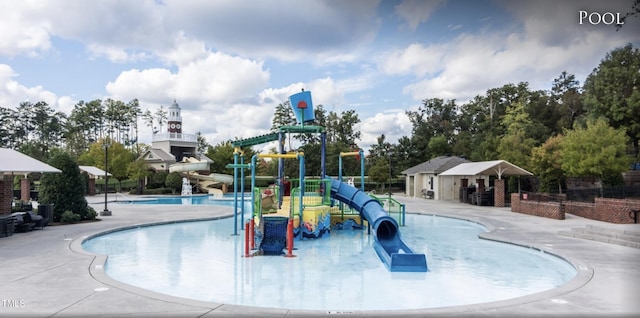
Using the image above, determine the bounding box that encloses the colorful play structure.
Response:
[227,90,427,272]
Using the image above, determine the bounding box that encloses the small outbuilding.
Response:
[401,156,470,200]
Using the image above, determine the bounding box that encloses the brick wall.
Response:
[594,198,640,224]
[513,195,640,224]
[563,201,596,220]
[510,193,564,220]
[1,175,12,215]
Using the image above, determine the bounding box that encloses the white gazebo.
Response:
[79,166,112,196]
[439,160,533,207]
[0,148,61,215]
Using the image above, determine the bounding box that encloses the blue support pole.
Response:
[338,155,343,182]
[359,149,365,192]
[251,154,258,222]
[233,152,239,235]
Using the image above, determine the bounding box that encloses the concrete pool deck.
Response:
[1,194,639,317]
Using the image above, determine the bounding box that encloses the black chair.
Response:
[24,211,44,230]
[12,213,35,232]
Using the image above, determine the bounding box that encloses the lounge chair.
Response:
[12,212,42,232]
[24,211,44,229]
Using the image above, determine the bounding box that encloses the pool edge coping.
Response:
[69,212,594,316]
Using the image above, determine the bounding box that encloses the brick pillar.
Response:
[476,178,485,192]
[1,175,12,215]
[21,178,30,201]
[88,178,96,196]
[494,179,505,207]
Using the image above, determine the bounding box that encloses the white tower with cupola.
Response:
[167,99,182,134]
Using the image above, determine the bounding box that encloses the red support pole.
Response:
[249,218,255,250]
[243,221,252,257]
[284,218,296,258]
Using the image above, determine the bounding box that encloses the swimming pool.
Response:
[120,194,250,205]
[82,214,576,311]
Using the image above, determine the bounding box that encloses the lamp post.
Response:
[101,138,112,216]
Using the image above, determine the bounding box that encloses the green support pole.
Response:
[240,154,245,225]
[298,153,305,228]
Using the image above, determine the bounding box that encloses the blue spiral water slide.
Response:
[329,179,428,272]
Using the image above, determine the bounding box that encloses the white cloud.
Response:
[497,0,640,47]
[0,64,71,112]
[0,2,52,57]
[389,15,636,103]
[359,111,411,153]
[161,0,381,62]
[106,52,269,106]
[395,0,446,31]
[378,43,448,77]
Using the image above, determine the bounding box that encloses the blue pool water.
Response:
[82,214,577,310]
[121,194,250,205]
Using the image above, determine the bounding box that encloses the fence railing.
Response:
[520,185,640,203]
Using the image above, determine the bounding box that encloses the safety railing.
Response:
[371,195,406,226]
[253,186,279,219]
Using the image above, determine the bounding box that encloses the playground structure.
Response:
[169,157,233,195]
[228,90,427,272]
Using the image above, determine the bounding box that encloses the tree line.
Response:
[367,44,639,192]
[1,44,638,194]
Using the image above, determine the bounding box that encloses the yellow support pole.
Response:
[340,151,360,157]
[258,152,303,159]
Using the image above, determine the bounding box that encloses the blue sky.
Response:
[1,0,638,153]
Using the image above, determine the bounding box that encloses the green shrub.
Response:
[39,152,91,222]
[148,172,168,189]
[119,179,138,191]
[86,206,97,220]
[165,172,182,194]
[142,187,173,195]
[60,210,81,224]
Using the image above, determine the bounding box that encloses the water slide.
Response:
[169,158,233,194]
[330,179,428,272]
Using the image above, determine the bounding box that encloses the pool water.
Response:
[121,194,250,205]
[82,214,576,311]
